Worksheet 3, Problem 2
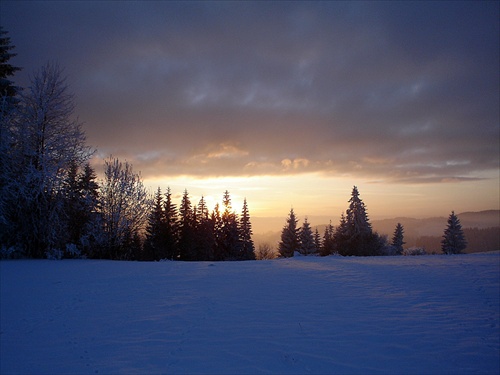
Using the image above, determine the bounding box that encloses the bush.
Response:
[403,247,427,256]
[256,243,277,260]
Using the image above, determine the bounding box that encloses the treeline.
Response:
[143,188,255,261]
[276,186,468,257]
[0,30,255,261]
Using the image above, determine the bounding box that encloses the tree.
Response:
[299,217,316,255]
[314,228,321,254]
[62,161,99,257]
[391,223,405,255]
[336,187,383,256]
[0,28,21,237]
[178,189,196,260]
[320,221,335,256]
[163,187,179,260]
[441,211,467,254]
[239,198,255,260]
[212,203,223,260]
[193,195,216,261]
[278,208,299,257]
[98,157,149,259]
[76,163,100,256]
[0,27,22,112]
[220,190,241,260]
[255,243,276,260]
[4,63,92,257]
[144,187,167,260]
[346,186,372,236]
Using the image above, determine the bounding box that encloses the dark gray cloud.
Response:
[2,1,499,183]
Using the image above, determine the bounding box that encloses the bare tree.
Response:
[5,63,92,257]
[97,157,150,259]
[256,243,277,260]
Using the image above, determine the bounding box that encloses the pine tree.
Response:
[314,228,321,254]
[239,198,255,260]
[346,186,372,236]
[333,213,349,255]
[336,187,383,257]
[178,189,196,260]
[193,196,215,260]
[320,221,335,256]
[212,203,223,260]
[391,223,405,255]
[76,163,99,256]
[299,217,316,255]
[0,27,22,112]
[220,190,241,260]
[278,208,299,257]
[144,187,167,260]
[441,211,467,254]
[164,187,179,260]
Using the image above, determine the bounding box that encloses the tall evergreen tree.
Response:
[391,223,405,255]
[220,190,241,260]
[441,211,467,254]
[193,195,215,260]
[164,187,179,260]
[212,203,223,260]
[0,28,21,237]
[346,186,372,236]
[320,221,335,256]
[76,163,99,255]
[178,189,196,260]
[239,198,255,260]
[299,217,316,255]
[0,27,22,112]
[144,187,167,260]
[278,208,299,257]
[314,228,322,254]
[336,187,383,256]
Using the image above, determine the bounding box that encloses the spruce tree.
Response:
[212,203,223,260]
[299,217,316,255]
[164,187,179,260]
[314,228,321,254]
[337,187,382,256]
[239,198,255,260]
[178,189,196,260]
[0,27,22,112]
[144,187,167,260]
[346,186,372,236]
[278,208,299,257]
[441,211,467,254]
[220,190,241,260]
[194,196,215,260]
[320,221,335,256]
[391,223,405,255]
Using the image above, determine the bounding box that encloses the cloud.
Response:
[3,1,499,185]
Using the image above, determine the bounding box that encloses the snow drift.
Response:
[1,253,499,374]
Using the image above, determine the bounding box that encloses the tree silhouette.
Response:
[278,208,299,257]
[441,211,467,254]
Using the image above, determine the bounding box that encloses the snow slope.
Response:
[1,253,499,374]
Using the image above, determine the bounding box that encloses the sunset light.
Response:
[2,0,499,234]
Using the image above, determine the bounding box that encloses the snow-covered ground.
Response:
[1,253,499,374]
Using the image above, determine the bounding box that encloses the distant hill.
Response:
[253,210,500,253]
[371,210,499,239]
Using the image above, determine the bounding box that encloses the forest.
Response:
[0,29,471,261]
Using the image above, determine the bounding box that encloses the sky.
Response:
[1,1,499,229]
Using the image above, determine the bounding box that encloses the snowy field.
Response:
[1,253,499,375]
